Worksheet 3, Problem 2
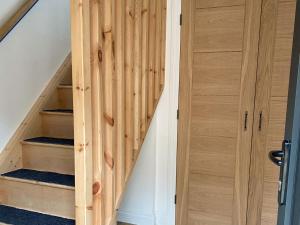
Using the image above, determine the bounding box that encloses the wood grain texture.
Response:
[195,0,245,9]
[115,0,126,207]
[133,0,142,159]
[193,6,245,52]
[177,1,263,225]
[70,1,93,224]
[90,0,105,224]
[0,177,75,219]
[141,0,150,138]
[102,0,116,222]
[192,52,242,96]
[147,0,157,119]
[125,0,135,178]
[246,0,278,224]
[259,2,296,225]
[232,1,263,224]
[22,142,74,175]
[71,0,167,223]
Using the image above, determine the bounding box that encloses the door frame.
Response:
[277,0,300,224]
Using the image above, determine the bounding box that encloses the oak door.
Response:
[176,0,262,224]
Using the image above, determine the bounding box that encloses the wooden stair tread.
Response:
[2,169,75,187]
[0,205,75,225]
[57,84,72,89]
[24,137,74,146]
[41,109,73,115]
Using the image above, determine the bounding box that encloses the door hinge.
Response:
[174,195,177,204]
[180,14,182,26]
[177,109,179,120]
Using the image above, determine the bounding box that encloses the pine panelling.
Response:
[160,0,167,89]
[154,0,162,100]
[70,0,93,224]
[193,6,245,52]
[102,0,116,223]
[115,0,126,205]
[125,0,135,177]
[141,0,150,138]
[71,0,167,224]
[195,0,245,9]
[90,0,105,224]
[133,0,142,159]
[192,52,242,96]
[147,0,157,119]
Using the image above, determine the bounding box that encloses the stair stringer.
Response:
[0,54,72,174]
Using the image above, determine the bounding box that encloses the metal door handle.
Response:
[269,150,285,167]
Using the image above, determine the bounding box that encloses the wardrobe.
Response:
[176,0,297,225]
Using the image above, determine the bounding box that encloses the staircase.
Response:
[0,0,167,224]
[0,65,76,224]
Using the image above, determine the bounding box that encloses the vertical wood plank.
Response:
[115,0,126,203]
[141,0,150,140]
[160,0,167,90]
[102,0,116,223]
[147,0,157,122]
[133,0,142,159]
[70,1,93,225]
[154,0,162,100]
[125,0,135,178]
[91,0,105,224]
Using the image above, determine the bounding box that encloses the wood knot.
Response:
[93,182,102,196]
[104,151,114,170]
[104,113,114,126]
[98,49,103,63]
[142,9,148,15]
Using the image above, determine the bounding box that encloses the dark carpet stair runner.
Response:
[0,134,75,225]
[0,205,75,225]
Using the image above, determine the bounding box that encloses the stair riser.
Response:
[58,88,73,109]
[0,179,75,219]
[22,144,74,175]
[41,114,74,139]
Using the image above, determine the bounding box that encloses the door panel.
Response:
[194,6,244,52]
[192,52,242,96]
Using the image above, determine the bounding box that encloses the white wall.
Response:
[118,0,181,224]
[0,0,70,151]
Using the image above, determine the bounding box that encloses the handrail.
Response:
[0,0,39,42]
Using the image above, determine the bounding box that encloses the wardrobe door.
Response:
[247,1,297,225]
[176,0,262,225]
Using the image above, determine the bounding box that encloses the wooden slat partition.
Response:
[71,0,167,224]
